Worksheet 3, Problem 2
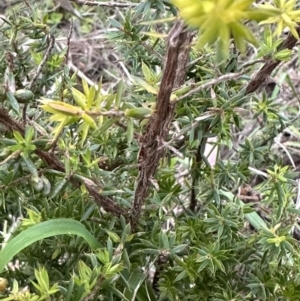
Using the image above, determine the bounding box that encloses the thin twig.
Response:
[108,53,133,81]
[67,60,106,93]
[22,0,33,12]
[140,41,165,62]
[176,70,248,102]
[169,112,215,144]
[69,0,136,7]
[239,59,265,70]
[248,166,268,179]
[23,35,55,123]
[88,109,124,117]
[187,54,211,68]
[157,137,184,158]
[0,150,21,166]
[28,35,55,91]
[274,138,296,169]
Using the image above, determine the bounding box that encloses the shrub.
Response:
[1,0,300,300]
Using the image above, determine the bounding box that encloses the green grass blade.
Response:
[238,199,269,231]
[123,269,147,301]
[0,218,102,273]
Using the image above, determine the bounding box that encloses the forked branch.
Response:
[0,108,126,217]
[246,25,300,94]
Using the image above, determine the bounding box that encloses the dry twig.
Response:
[69,0,136,8]
[130,21,192,227]
[176,70,248,102]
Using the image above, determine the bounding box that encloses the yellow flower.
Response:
[172,0,257,60]
[172,0,300,60]
[258,0,300,38]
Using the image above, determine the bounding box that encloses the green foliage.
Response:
[0,0,300,300]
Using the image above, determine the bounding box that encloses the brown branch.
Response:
[0,108,126,217]
[0,108,24,133]
[245,25,300,95]
[130,21,192,228]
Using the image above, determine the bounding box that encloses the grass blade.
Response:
[0,218,102,273]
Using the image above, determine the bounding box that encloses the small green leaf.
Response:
[87,85,96,108]
[141,61,152,83]
[109,18,123,29]
[25,126,35,144]
[13,130,25,143]
[21,153,39,177]
[82,78,90,98]
[82,112,97,129]
[6,91,20,114]
[48,177,68,199]
[132,76,158,94]
[123,269,147,301]
[72,87,87,109]
[124,107,152,118]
